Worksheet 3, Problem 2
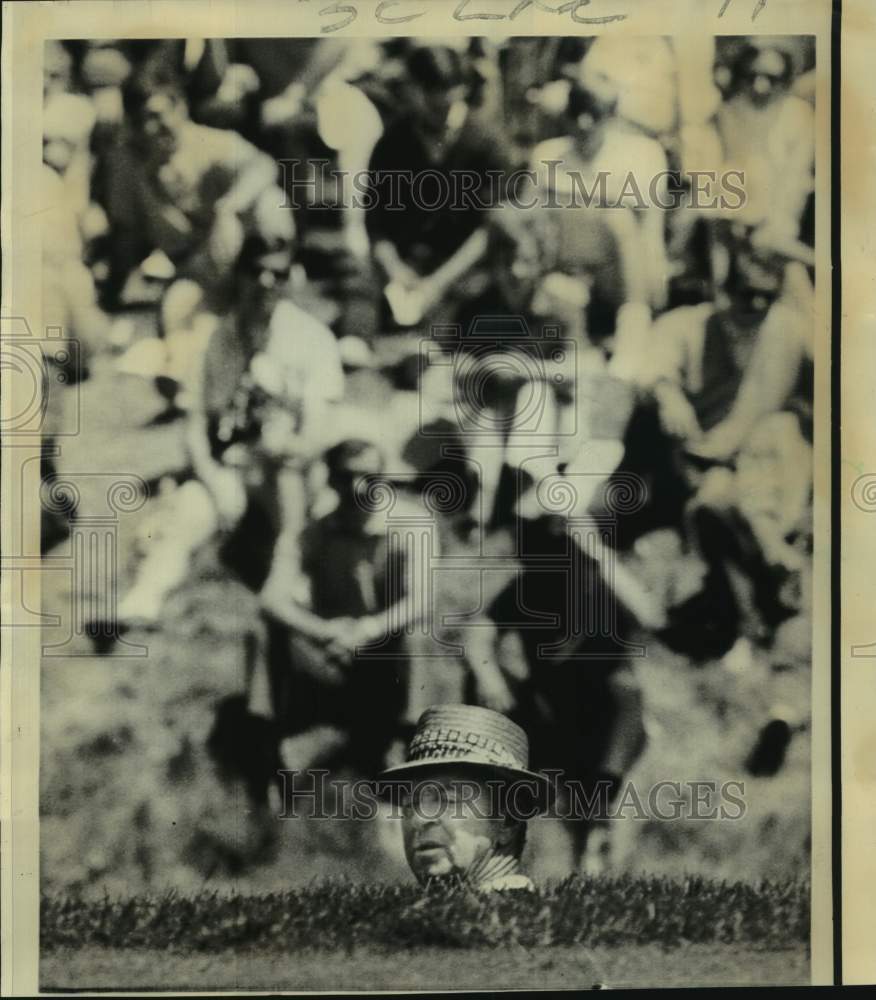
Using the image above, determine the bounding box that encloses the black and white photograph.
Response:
[1,0,849,991]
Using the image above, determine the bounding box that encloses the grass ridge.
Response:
[41,875,809,953]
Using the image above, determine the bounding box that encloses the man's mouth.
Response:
[414,842,446,853]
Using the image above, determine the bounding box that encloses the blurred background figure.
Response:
[631,232,812,663]
[714,37,815,254]
[365,44,516,333]
[41,42,110,547]
[100,54,277,406]
[529,76,670,345]
[113,227,343,628]
[208,438,432,815]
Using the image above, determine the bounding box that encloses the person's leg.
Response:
[666,496,744,661]
[598,662,647,780]
[206,691,284,809]
[257,463,309,612]
[200,678,286,870]
[117,477,219,623]
[550,661,644,875]
[348,652,409,775]
[159,279,218,408]
[251,614,350,774]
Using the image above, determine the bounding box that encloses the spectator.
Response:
[249,439,434,779]
[634,236,812,658]
[579,35,678,137]
[645,236,809,465]
[529,78,672,325]
[679,37,815,259]
[99,57,276,314]
[114,228,343,626]
[365,44,516,330]
[472,509,659,873]
[423,187,646,535]
[716,39,814,253]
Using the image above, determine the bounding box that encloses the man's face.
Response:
[242,249,293,315]
[400,769,513,883]
[137,90,186,161]
[728,242,784,311]
[329,461,383,527]
[410,83,467,138]
[566,82,613,145]
[739,49,790,108]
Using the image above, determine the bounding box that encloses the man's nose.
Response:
[409,797,444,827]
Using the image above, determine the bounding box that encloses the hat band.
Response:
[409,729,525,769]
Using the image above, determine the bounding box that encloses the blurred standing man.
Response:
[474,506,659,875]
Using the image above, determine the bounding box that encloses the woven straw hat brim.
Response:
[378,758,553,811]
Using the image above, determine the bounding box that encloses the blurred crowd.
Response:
[42,34,816,870]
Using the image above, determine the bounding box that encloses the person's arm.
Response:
[604,206,653,309]
[260,586,349,645]
[364,127,410,269]
[755,98,814,250]
[185,403,232,491]
[339,519,435,651]
[185,403,220,486]
[184,329,253,525]
[216,148,277,217]
[185,406,249,530]
[204,138,277,270]
[372,239,421,288]
[259,518,353,646]
[418,227,490,309]
[463,617,517,714]
[622,137,672,310]
[629,306,706,442]
[691,298,806,461]
[359,554,432,641]
[639,182,670,310]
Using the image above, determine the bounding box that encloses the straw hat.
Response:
[380,704,552,810]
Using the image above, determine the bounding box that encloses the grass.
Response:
[41,943,810,991]
[42,875,809,954]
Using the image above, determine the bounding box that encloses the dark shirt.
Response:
[691,307,761,432]
[365,111,515,276]
[489,517,634,667]
[299,509,404,621]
